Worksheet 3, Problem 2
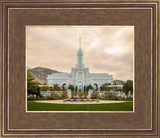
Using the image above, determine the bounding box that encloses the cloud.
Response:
[27,26,134,81]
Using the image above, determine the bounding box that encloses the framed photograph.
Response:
[0,0,159,137]
[26,25,134,112]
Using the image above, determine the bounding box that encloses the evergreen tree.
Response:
[86,84,93,91]
[68,84,74,92]
[27,70,41,96]
[122,80,133,95]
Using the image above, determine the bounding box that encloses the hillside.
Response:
[29,67,60,84]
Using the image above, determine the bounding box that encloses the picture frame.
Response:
[0,0,159,137]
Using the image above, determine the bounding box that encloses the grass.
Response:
[27,101,133,111]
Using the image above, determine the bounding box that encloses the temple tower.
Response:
[76,38,84,68]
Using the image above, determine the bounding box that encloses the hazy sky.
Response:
[27,26,134,81]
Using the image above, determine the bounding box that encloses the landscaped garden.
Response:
[27,90,133,111]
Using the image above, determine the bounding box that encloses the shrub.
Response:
[60,91,68,99]
[86,98,90,101]
[71,92,76,99]
[103,91,109,98]
[91,91,100,99]
[82,91,88,96]
[118,97,133,101]
[100,93,133,101]
[27,96,36,101]
[50,92,59,100]
[78,93,83,97]
[27,96,47,100]
[107,92,116,100]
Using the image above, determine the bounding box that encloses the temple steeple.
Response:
[76,38,84,68]
[79,37,81,50]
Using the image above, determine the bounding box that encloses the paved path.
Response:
[35,100,131,104]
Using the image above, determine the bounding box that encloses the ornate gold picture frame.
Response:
[0,0,159,137]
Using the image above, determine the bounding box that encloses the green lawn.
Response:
[27,101,133,111]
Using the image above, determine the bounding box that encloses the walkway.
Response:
[35,100,130,104]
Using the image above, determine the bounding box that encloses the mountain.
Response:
[113,80,125,85]
[29,67,60,84]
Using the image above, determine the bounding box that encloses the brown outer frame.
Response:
[0,0,159,137]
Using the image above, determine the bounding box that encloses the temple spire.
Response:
[76,38,84,68]
[79,37,81,50]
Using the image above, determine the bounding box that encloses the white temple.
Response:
[47,38,113,92]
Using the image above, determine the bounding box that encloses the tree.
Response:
[62,85,67,91]
[40,86,51,91]
[84,85,86,91]
[112,86,120,91]
[53,84,60,91]
[27,70,41,96]
[93,84,98,91]
[27,69,34,82]
[104,83,111,85]
[122,80,133,95]
[100,84,111,91]
[75,86,77,93]
[86,84,93,91]
[68,84,74,92]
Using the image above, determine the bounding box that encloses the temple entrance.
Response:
[77,81,83,92]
